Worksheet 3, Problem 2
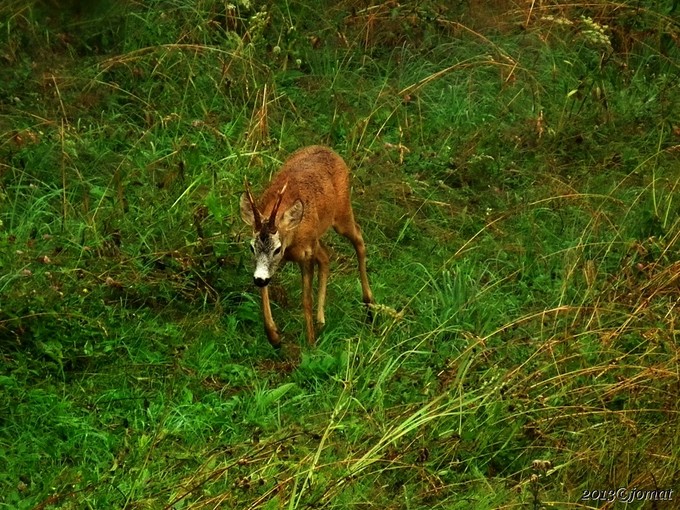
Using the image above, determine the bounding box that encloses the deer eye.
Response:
[273,246,281,256]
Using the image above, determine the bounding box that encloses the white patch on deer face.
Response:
[253,262,271,282]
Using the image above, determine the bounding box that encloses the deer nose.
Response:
[254,276,270,287]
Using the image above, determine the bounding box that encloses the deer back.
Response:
[258,146,350,258]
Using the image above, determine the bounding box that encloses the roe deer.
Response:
[240,145,374,347]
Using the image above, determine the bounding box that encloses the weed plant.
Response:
[1,0,679,508]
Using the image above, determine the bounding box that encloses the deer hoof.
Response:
[266,330,282,349]
[364,302,374,322]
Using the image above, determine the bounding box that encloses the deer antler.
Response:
[244,179,262,230]
[268,182,288,233]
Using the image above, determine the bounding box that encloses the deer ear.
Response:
[240,193,256,227]
[280,199,303,230]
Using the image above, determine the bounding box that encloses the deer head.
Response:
[240,181,303,287]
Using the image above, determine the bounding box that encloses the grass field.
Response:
[1,1,679,508]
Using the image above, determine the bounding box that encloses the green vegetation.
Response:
[1,0,679,508]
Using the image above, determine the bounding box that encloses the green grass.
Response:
[1,0,679,508]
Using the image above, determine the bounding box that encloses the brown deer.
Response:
[240,145,374,347]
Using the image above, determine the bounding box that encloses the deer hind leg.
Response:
[300,258,316,345]
[315,241,330,327]
[334,208,374,306]
[260,286,281,348]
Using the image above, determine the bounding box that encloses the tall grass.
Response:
[1,0,679,508]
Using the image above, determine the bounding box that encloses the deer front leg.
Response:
[315,242,330,327]
[300,259,316,345]
[260,286,281,348]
